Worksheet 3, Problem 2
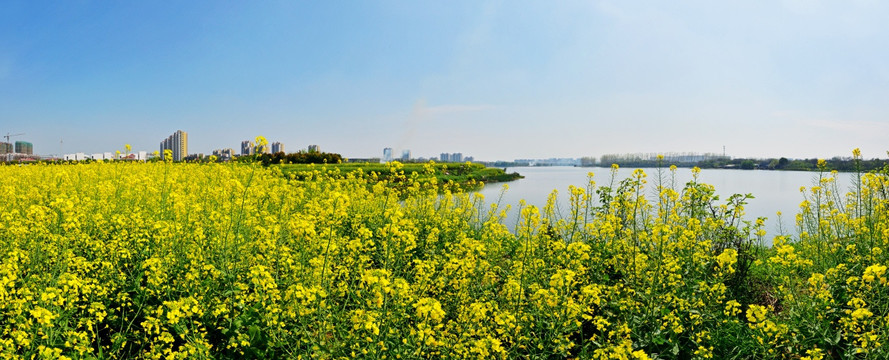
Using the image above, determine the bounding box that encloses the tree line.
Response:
[584,156,889,172]
[236,151,344,166]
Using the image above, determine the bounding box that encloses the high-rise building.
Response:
[160,130,188,161]
[14,141,33,155]
[240,141,254,156]
[0,142,11,154]
[271,142,285,153]
[382,148,393,162]
[401,150,411,161]
[307,144,319,153]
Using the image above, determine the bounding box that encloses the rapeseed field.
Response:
[1,150,888,359]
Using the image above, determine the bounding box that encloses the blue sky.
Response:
[2,1,888,160]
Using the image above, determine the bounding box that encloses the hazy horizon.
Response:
[2,1,888,161]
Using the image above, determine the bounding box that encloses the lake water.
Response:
[475,166,856,241]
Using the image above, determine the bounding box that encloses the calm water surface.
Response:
[476,166,856,241]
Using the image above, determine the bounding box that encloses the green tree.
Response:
[776,157,789,169]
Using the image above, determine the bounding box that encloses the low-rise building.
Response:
[212,148,235,161]
[64,153,88,161]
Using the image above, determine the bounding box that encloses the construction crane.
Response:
[3,132,24,144]
[3,133,25,161]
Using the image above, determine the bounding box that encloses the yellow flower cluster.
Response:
[0,150,887,358]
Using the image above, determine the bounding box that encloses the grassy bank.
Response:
[277,161,523,190]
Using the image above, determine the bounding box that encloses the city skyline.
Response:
[2,2,889,160]
[10,130,889,163]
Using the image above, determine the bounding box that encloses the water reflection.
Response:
[476,166,856,242]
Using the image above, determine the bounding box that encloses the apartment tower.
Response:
[160,130,188,161]
[14,141,33,155]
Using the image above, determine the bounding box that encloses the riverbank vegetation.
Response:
[279,161,523,190]
[587,153,889,172]
[236,151,344,165]
[1,149,888,358]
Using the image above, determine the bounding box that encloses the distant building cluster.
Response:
[381,149,414,162]
[439,152,475,163]
[379,148,476,163]
[212,148,235,161]
[2,137,37,162]
[380,147,406,163]
[189,136,321,161]
[7,129,516,165]
[514,158,580,166]
[5,131,581,166]
[241,139,288,155]
[598,152,726,164]
[240,140,268,155]
[1,141,33,155]
[440,152,462,162]
[9,129,332,163]
[160,130,188,162]
[64,152,149,161]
